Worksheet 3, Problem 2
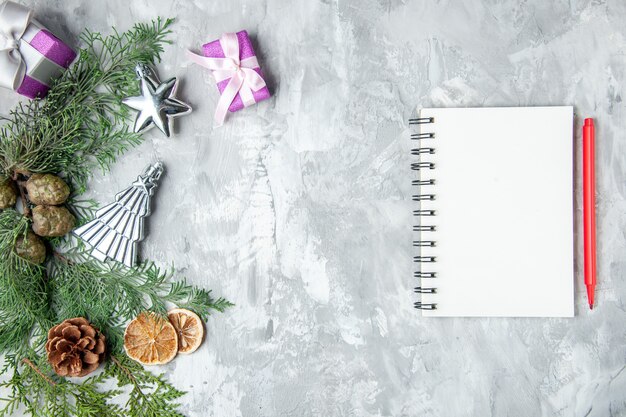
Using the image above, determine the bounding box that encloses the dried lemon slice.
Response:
[124,312,178,365]
[167,308,204,354]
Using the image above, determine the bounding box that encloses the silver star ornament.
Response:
[123,63,192,137]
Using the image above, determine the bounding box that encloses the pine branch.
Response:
[166,283,235,321]
[0,353,123,417]
[0,17,233,417]
[108,354,185,417]
[48,258,230,349]
[0,351,186,417]
[20,359,56,387]
[0,210,51,353]
[0,18,174,193]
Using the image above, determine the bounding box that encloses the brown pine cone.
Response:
[32,205,75,237]
[25,173,70,205]
[0,179,17,209]
[14,231,46,264]
[46,317,106,377]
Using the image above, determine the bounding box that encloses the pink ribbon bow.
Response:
[187,32,266,127]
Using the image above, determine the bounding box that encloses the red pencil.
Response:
[583,118,596,310]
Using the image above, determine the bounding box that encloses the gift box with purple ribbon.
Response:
[188,30,271,126]
[0,1,76,99]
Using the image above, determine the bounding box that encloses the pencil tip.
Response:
[590,303,594,310]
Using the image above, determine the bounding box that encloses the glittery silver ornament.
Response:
[123,64,191,137]
[73,162,164,267]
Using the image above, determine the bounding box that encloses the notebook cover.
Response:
[416,106,574,317]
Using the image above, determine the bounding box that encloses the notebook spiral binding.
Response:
[409,116,437,310]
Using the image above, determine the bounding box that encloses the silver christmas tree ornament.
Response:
[73,162,164,267]
[123,63,192,137]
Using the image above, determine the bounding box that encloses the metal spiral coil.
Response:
[414,256,436,263]
[411,116,437,310]
[413,209,435,216]
[412,179,435,186]
[409,117,434,125]
[414,271,436,278]
[411,132,435,140]
[412,194,435,202]
[411,162,435,171]
[413,225,435,232]
[413,302,437,310]
[411,147,435,155]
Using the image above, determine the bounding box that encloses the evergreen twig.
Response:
[0,17,232,417]
[0,17,174,193]
[20,359,56,387]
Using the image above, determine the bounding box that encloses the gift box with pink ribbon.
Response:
[188,31,271,126]
[0,1,76,99]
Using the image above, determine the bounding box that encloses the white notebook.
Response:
[412,106,574,317]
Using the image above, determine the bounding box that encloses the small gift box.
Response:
[188,31,270,126]
[0,1,76,99]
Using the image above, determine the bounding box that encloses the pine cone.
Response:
[46,317,106,377]
[0,179,17,209]
[25,173,70,205]
[14,231,46,264]
[32,205,75,237]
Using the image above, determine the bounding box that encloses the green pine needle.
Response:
[0,351,187,417]
[0,17,232,417]
[0,17,173,193]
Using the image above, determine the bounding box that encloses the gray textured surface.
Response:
[1,0,626,416]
